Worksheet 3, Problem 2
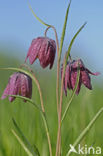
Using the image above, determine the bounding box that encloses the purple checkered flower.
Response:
[1,72,32,102]
[61,59,100,96]
[25,37,56,69]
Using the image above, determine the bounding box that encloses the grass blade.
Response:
[61,22,86,97]
[66,107,103,156]
[0,67,52,156]
[8,95,42,112]
[61,67,80,123]
[28,2,50,27]
[12,118,40,156]
[0,67,37,82]
[59,0,71,60]
[66,22,87,64]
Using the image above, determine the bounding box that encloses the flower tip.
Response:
[95,72,100,76]
[49,63,53,69]
[25,57,27,63]
[1,94,6,100]
[9,96,14,102]
[64,89,67,96]
[75,90,80,95]
[49,66,52,70]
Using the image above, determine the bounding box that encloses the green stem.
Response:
[41,113,52,156]
[0,67,52,156]
[28,2,50,27]
[65,22,87,64]
[9,95,52,156]
[8,95,42,112]
[61,69,80,123]
[56,54,67,156]
[44,25,60,115]
[12,129,34,156]
[58,0,71,61]
[56,62,80,156]
[66,107,103,156]
[21,65,53,156]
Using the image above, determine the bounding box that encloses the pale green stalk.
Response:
[0,67,52,156]
[56,1,72,155]
[58,0,71,61]
[8,95,42,112]
[67,107,103,156]
[12,129,34,156]
[12,118,40,156]
[61,69,80,123]
[28,2,50,27]
[44,26,60,115]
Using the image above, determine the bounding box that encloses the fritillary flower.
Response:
[61,59,100,96]
[25,37,56,69]
[1,72,32,102]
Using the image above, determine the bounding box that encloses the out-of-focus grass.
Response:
[0,53,103,156]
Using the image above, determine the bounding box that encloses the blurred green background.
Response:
[0,49,103,156]
[0,0,103,155]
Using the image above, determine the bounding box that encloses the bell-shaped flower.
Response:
[1,72,32,102]
[61,59,100,96]
[25,37,56,69]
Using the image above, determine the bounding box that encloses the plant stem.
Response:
[55,1,72,154]
[56,56,66,156]
[8,95,42,112]
[44,25,60,115]
[20,64,45,112]
[12,129,34,156]
[44,26,59,56]
[28,2,50,27]
[24,65,52,156]
[41,113,52,156]
[56,63,80,156]
[61,69,80,123]
[67,107,103,156]
[56,61,60,114]
[5,66,53,156]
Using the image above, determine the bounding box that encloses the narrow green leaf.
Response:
[66,107,103,156]
[0,67,52,156]
[66,22,87,64]
[12,129,33,156]
[28,2,50,27]
[0,68,42,103]
[8,95,42,112]
[12,118,40,156]
[61,23,86,89]
[59,0,71,61]
[61,67,80,123]
[0,67,43,111]
[0,67,36,82]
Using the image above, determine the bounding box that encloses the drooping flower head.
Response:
[25,37,56,69]
[61,59,100,96]
[1,72,32,102]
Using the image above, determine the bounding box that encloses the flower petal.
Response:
[1,83,10,99]
[86,68,100,76]
[81,70,92,90]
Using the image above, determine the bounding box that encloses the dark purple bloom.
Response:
[25,37,56,69]
[1,72,32,102]
[61,59,100,96]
